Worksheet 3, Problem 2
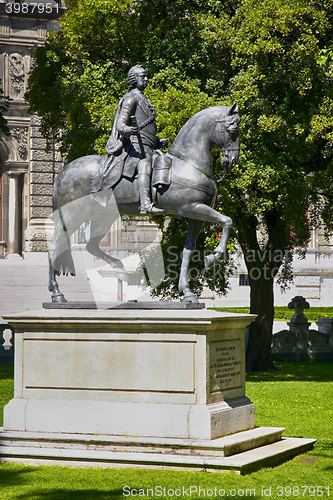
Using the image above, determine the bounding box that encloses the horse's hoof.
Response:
[116,268,130,282]
[181,291,199,303]
[51,292,67,303]
[204,253,215,270]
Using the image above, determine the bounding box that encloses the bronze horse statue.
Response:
[48,103,240,303]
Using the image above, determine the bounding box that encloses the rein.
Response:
[214,113,240,181]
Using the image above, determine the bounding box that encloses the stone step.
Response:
[0,427,284,458]
[207,437,316,475]
[0,432,316,474]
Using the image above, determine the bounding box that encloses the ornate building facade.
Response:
[0,0,65,257]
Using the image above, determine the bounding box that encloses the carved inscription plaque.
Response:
[210,340,242,392]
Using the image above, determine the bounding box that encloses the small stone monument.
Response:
[271,296,333,362]
[288,295,311,351]
[0,317,14,364]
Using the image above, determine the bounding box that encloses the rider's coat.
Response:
[90,88,161,193]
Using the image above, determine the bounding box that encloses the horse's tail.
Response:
[50,171,76,277]
[55,206,76,277]
[51,240,76,277]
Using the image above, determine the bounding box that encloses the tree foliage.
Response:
[26,0,333,370]
[26,0,238,159]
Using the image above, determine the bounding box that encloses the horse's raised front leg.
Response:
[86,217,129,282]
[179,219,203,303]
[178,203,233,270]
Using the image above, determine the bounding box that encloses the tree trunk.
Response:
[246,273,275,371]
[234,212,286,371]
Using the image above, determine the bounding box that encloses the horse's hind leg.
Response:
[48,253,66,302]
[86,216,129,281]
[48,217,71,302]
[179,219,203,302]
[48,199,90,302]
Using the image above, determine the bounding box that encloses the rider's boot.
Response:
[137,172,164,214]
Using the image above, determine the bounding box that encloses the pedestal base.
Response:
[3,308,255,440]
[0,427,315,475]
[4,396,254,440]
[1,308,316,473]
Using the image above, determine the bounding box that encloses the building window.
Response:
[239,274,250,286]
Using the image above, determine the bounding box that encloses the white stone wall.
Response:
[207,249,333,308]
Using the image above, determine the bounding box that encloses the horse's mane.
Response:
[170,106,239,152]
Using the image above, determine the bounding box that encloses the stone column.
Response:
[7,171,21,255]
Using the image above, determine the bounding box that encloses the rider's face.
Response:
[136,70,148,91]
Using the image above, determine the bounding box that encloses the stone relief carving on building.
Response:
[11,127,28,161]
[37,28,47,39]
[9,53,25,96]
[0,26,10,36]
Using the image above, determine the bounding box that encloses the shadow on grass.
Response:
[0,364,14,380]
[0,467,131,500]
[0,465,37,486]
[16,492,262,500]
[311,440,333,462]
[16,489,124,500]
[246,361,333,382]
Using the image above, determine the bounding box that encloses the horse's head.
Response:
[214,103,240,175]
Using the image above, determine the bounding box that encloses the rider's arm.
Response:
[116,95,138,138]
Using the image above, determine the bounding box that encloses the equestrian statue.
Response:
[48,64,241,303]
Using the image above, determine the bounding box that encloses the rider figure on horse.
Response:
[104,64,169,214]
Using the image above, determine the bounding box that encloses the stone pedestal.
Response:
[3,308,255,440]
[1,307,316,473]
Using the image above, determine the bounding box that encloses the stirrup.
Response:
[140,203,164,215]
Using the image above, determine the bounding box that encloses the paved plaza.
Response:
[0,247,153,317]
[0,251,95,316]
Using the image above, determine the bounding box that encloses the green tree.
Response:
[26,0,333,370]
[224,0,333,370]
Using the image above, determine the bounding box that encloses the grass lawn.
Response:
[0,364,13,428]
[213,307,333,322]
[0,362,332,499]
